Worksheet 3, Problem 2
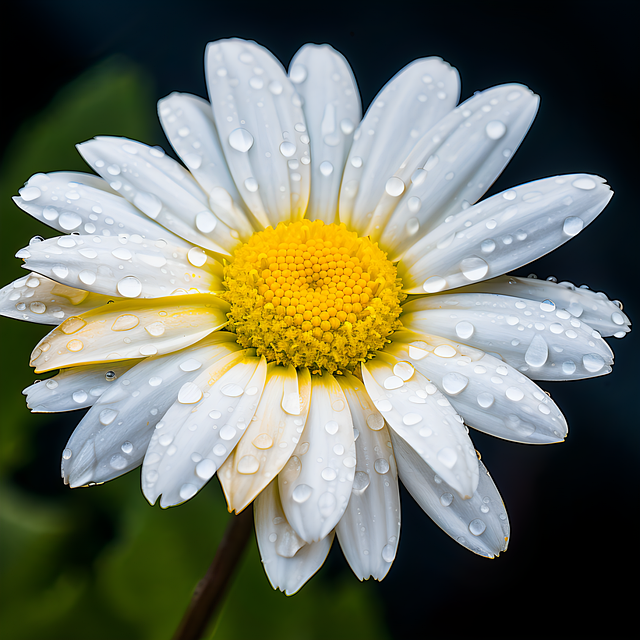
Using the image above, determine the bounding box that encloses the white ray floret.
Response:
[142,353,267,508]
[387,333,568,444]
[19,234,222,299]
[61,333,240,487]
[219,365,312,514]
[362,352,479,499]
[14,171,190,242]
[340,57,459,235]
[0,273,112,325]
[391,432,509,558]
[158,92,256,240]
[255,479,334,595]
[336,373,401,581]
[77,137,241,255]
[399,174,612,293]
[458,275,631,338]
[279,372,356,543]
[30,294,229,373]
[375,84,539,254]
[205,39,310,228]
[288,44,361,224]
[402,292,613,380]
[25,360,141,412]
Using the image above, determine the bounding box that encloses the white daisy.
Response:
[1,39,630,596]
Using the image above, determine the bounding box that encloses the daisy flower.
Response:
[1,39,630,596]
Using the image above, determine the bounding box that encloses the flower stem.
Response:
[172,506,254,640]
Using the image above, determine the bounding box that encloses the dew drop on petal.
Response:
[196,458,217,479]
[237,455,260,474]
[572,177,596,190]
[289,64,307,84]
[228,128,254,152]
[319,161,334,176]
[477,392,494,408]
[440,492,453,507]
[582,353,605,373]
[423,276,446,293]
[110,454,127,470]
[485,120,506,140]
[180,484,197,500]
[366,413,384,431]
[99,408,118,425]
[121,441,134,454]
[434,345,456,358]
[279,141,296,158]
[62,448,73,460]
[66,339,84,352]
[506,387,524,401]
[321,467,337,481]
[221,384,244,397]
[252,433,273,449]
[352,471,370,495]
[187,247,208,267]
[525,334,548,367]
[460,256,489,281]
[442,372,469,395]
[72,390,88,403]
[178,382,203,404]
[563,216,584,236]
[469,518,487,536]
[292,484,312,503]
[324,420,339,435]
[455,321,475,340]
[385,177,405,197]
[382,544,396,563]
[374,458,390,474]
[116,276,142,298]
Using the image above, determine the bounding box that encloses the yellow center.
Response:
[222,220,404,374]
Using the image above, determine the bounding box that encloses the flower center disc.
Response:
[223,220,404,374]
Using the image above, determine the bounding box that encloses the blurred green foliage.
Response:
[0,59,391,640]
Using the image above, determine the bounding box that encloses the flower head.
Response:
[2,39,630,595]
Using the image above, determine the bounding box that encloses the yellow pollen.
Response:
[222,220,404,374]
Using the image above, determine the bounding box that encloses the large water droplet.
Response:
[221,384,244,397]
[112,314,139,331]
[572,177,596,190]
[563,216,584,236]
[187,247,208,267]
[423,276,446,293]
[237,455,260,474]
[292,484,312,503]
[442,372,469,395]
[374,458,390,474]
[178,382,203,404]
[477,392,494,408]
[582,353,605,373]
[440,492,453,507]
[228,128,254,153]
[352,471,370,495]
[468,518,487,536]
[252,433,273,449]
[62,448,73,460]
[110,454,127,470]
[290,64,307,83]
[279,141,296,158]
[117,276,142,298]
[485,120,506,140]
[321,467,337,481]
[381,544,396,563]
[180,484,197,500]
[324,420,339,435]
[525,334,548,367]
[99,408,118,425]
[455,321,475,340]
[385,177,405,197]
[196,458,217,479]
[460,256,489,281]
[319,161,334,176]
[121,441,134,454]
[366,413,384,431]
[72,390,88,403]
[506,387,524,401]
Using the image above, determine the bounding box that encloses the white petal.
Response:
[279,372,355,543]
[61,333,240,487]
[14,171,187,242]
[77,137,241,255]
[255,479,333,595]
[391,432,509,558]
[20,234,222,299]
[362,352,478,499]
[339,58,459,234]
[399,174,612,293]
[143,354,267,508]
[377,84,539,255]
[336,373,401,581]
[289,44,361,223]
[24,360,141,412]
[387,334,568,444]
[30,294,229,373]
[158,92,256,240]
[0,274,111,325]
[219,366,312,513]
[403,292,613,380]
[206,39,310,228]
[457,275,631,338]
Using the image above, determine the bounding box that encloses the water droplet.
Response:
[572,177,596,190]
[148,376,163,387]
[384,375,403,390]
[485,121,506,140]
[423,276,446,293]
[105,370,117,381]
[324,420,339,435]
[30,301,46,314]
[249,76,264,90]
[292,484,312,503]
[99,408,118,425]
[582,353,605,373]
[196,459,217,480]
[45,379,59,389]
[59,211,82,231]
[374,458,390,474]
[321,467,337,481]
[112,314,139,331]
[221,384,244,397]
[434,344,456,358]
[352,471,370,495]
[290,64,307,83]
[480,239,496,253]
[228,128,254,152]
[244,177,259,192]
[460,256,489,281]
[118,441,133,455]
[62,448,73,460]
[208,410,221,420]
[110,454,127,470]
[525,334,548,367]
[195,211,217,234]
[540,300,556,312]
[72,390,88,403]
[319,161,334,176]
[180,483,197,500]
[178,382,203,404]
[455,321,475,340]
[506,387,524,401]
[477,392,494,408]
[212,443,227,457]
[382,544,395,563]
[402,413,422,426]
[179,359,202,372]
[144,322,165,338]
[268,80,283,95]
[442,372,469,395]
[220,425,237,441]
[437,447,457,469]
[440,492,453,507]
[350,156,363,168]
[563,217,584,236]
[78,270,97,285]
[66,339,84,352]
[252,433,273,449]
[468,518,487,536]
[237,455,260,474]
[187,246,208,267]
[385,177,405,197]
[343,456,356,468]
[117,276,142,298]
[279,141,296,157]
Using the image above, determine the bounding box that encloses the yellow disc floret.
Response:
[222,220,404,374]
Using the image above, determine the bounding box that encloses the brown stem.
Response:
[172,506,254,640]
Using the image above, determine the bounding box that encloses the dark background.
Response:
[1,1,637,639]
